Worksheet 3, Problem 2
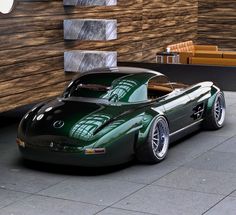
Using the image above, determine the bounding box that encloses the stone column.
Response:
[64,19,117,41]
[63,0,117,6]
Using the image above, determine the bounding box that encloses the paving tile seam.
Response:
[0,193,105,213]
[201,189,236,215]
[146,166,181,185]
[33,176,70,196]
[0,187,33,195]
[91,177,148,186]
[212,135,236,152]
[230,193,236,197]
[181,134,235,164]
[95,205,160,215]
[106,206,160,215]
[93,167,180,185]
[150,135,234,185]
[148,183,227,197]
[0,175,71,211]
[0,191,33,210]
[143,170,182,185]
[207,150,236,157]
[228,134,236,139]
[202,132,235,138]
[206,134,236,139]
[32,193,107,207]
[93,184,148,214]
[33,192,111,207]
[148,162,197,186]
[111,207,160,215]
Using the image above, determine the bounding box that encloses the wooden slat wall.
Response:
[0,0,198,112]
[198,0,236,50]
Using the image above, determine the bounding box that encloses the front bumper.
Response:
[18,147,120,167]
[17,134,135,167]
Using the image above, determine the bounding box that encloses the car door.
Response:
[158,89,193,134]
[147,75,192,134]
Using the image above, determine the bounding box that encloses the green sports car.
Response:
[17,67,226,166]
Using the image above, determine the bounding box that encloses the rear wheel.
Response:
[136,116,170,164]
[204,92,226,130]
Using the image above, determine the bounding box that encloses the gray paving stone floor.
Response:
[0,91,236,215]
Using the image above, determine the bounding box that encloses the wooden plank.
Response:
[198,0,236,50]
[0,81,70,113]
[0,70,73,98]
[0,56,63,83]
[143,0,198,8]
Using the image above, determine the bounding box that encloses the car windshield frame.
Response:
[76,83,111,92]
[63,72,169,104]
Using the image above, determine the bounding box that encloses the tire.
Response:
[204,92,226,130]
[136,116,170,164]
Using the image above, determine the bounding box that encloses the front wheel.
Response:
[204,92,226,130]
[136,116,170,164]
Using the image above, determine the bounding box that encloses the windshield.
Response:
[64,73,149,103]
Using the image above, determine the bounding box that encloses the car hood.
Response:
[24,98,141,142]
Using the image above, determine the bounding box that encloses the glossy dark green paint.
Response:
[17,67,222,167]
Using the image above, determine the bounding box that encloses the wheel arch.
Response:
[205,85,222,114]
[134,108,169,150]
